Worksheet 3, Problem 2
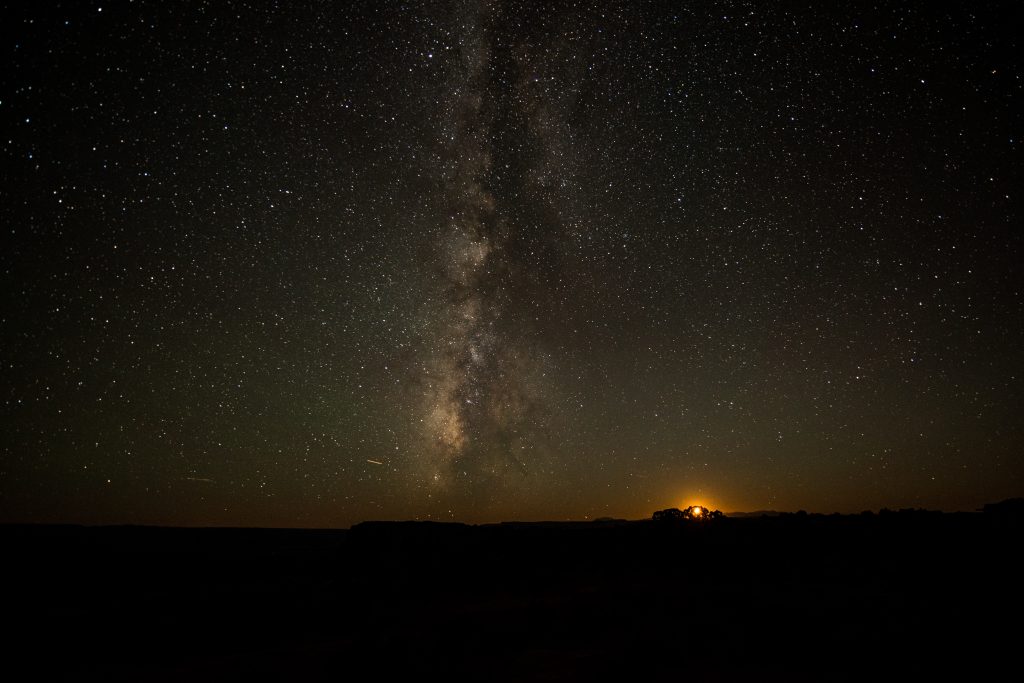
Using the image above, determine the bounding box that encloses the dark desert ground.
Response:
[5,503,1022,681]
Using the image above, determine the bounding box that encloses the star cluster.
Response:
[1,1,1021,526]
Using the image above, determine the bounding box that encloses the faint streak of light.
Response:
[184,477,215,483]
[366,459,384,465]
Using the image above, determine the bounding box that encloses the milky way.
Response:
[420,0,559,487]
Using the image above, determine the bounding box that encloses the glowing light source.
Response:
[692,506,703,517]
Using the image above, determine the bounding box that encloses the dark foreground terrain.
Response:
[4,507,1022,681]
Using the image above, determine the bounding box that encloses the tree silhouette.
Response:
[652,506,722,523]
[652,507,686,522]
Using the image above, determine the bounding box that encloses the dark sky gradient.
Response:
[2,1,1021,526]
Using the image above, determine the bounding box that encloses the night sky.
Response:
[2,1,1021,527]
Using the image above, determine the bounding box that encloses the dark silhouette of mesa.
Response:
[4,501,1022,681]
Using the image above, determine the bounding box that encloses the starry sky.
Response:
[2,1,1021,527]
